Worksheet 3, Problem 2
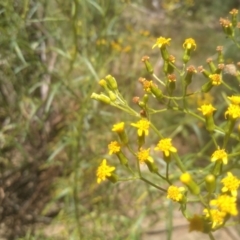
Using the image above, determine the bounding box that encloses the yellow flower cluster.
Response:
[198,104,216,116]
[137,148,153,164]
[108,141,121,155]
[209,74,221,86]
[96,159,115,184]
[211,148,228,165]
[225,95,240,119]
[131,119,150,136]
[93,14,240,235]
[167,186,185,202]
[152,37,171,49]
[204,172,240,229]
[183,38,197,50]
[154,138,177,157]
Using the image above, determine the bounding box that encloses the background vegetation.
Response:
[0,0,239,239]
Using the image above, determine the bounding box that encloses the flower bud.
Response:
[166,55,175,74]
[207,58,216,73]
[215,64,225,74]
[205,174,216,194]
[141,56,154,74]
[150,84,163,102]
[167,74,176,93]
[219,18,234,37]
[108,91,117,101]
[91,93,111,104]
[198,66,211,78]
[230,9,238,28]
[180,172,200,195]
[184,65,197,86]
[201,81,213,93]
[105,75,118,90]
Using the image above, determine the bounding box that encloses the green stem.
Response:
[210,134,218,148]
[150,122,164,138]
[221,80,238,93]
[166,162,172,184]
[223,119,236,148]
[140,176,167,192]
[152,73,166,86]
[208,232,216,240]
[172,153,186,173]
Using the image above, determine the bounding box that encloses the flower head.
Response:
[131,118,150,136]
[228,96,240,105]
[209,74,221,86]
[152,37,171,49]
[112,122,125,132]
[154,138,177,157]
[137,148,153,163]
[183,38,197,50]
[142,80,153,92]
[225,104,240,119]
[108,141,121,155]
[219,18,232,28]
[229,8,238,15]
[96,159,115,184]
[221,172,240,197]
[167,185,185,202]
[198,104,216,116]
[203,209,226,229]
[211,148,228,165]
[210,194,238,216]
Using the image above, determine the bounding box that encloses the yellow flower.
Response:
[152,37,171,49]
[197,104,216,116]
[225,104,240,119]
[229,8,238,15]
[203,209,226,229]
[211,148,228,165]
[131,119,150,136]
[154,138,177,157]
[210,194,238,216]
[142,80,153,92]
[167,186,185,202]
[188,215,204,232]
[137,148,153,163]
[183,38,197,50]
[209,74,221,86]
[96,159,115,184]
[221,172,240,197]
[108,141,121,155]
[228,95,240,105]
[112,122,125,132]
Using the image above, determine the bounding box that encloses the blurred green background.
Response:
[0,0,239,239]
